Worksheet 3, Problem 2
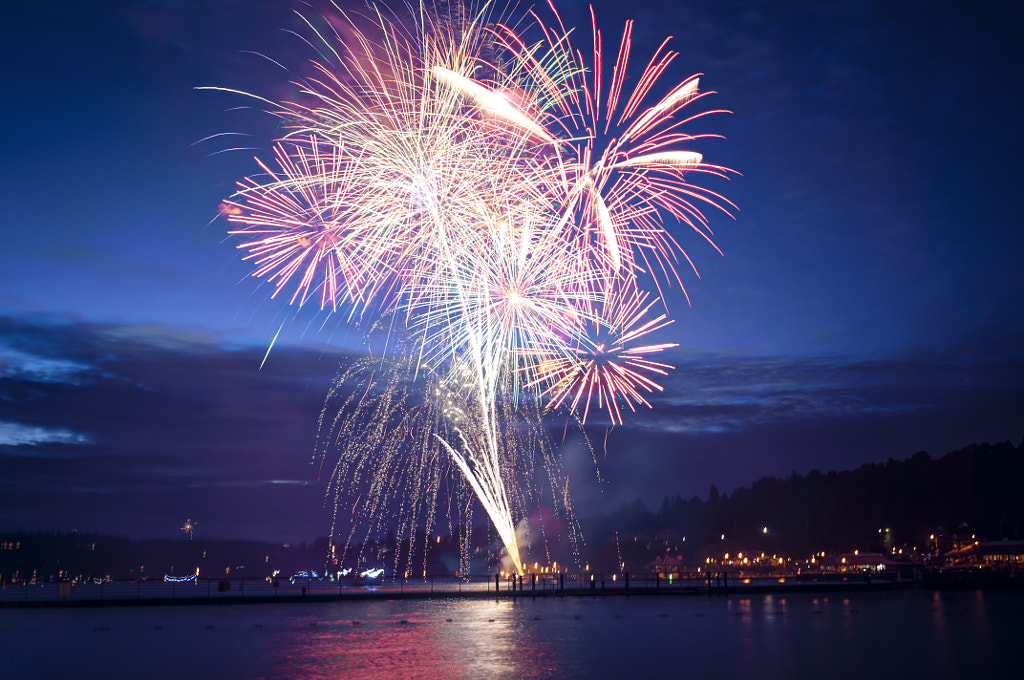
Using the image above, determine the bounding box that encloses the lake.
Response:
[2,588,1020,679]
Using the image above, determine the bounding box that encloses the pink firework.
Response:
[529,292,677,424]
[225,136,376,312]
[212,1,735,574]
[488,1,737,299]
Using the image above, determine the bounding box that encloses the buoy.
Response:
[445,618,452,622]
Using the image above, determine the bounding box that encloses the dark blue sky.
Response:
[1,0,1021,542]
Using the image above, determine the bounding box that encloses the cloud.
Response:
[185,479,312,488]
[0,316,344,540]
[1,315,1021,541]
[593,349,1020,438]
[0,343,91,384]
[0,422,92,448]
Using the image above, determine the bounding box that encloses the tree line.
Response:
[584,438,1024,567]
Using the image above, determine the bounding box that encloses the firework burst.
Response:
[210,0,734,575]
[529,291,677,425]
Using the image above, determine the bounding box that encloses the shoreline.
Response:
[5,574,1021,609]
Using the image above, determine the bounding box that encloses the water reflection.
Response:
[167,591,1024,679]
[266,599,571,679]
[6,590,1023,679]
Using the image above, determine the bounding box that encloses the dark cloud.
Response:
[2,315,1021,541]
[0,317,343,541]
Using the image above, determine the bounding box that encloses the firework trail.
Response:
[211,0,734,575]
[318,333,582,577]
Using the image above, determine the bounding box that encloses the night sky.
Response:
[2,0,1021,543]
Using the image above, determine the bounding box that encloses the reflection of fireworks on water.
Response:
[211,1,734,574]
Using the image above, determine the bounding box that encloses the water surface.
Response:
[3,589,1020,679]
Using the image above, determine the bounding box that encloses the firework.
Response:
[317,335,581,577]
[212,0,733,575]
[528,292,678,425]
